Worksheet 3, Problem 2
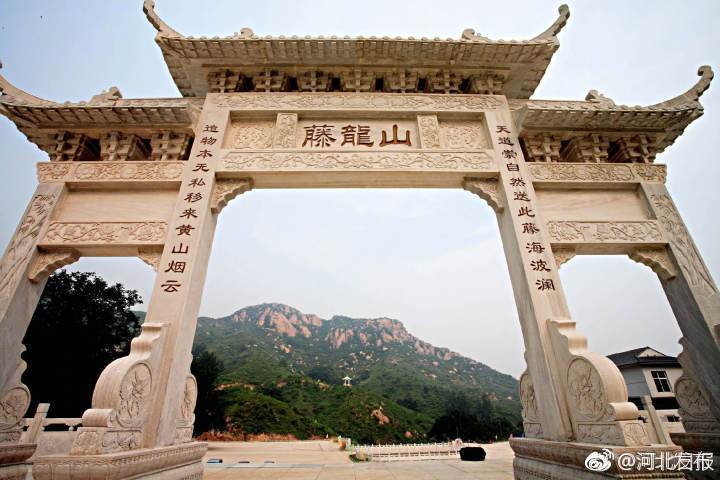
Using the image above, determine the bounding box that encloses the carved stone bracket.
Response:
[552,247,576,269]
[28,249,80,283]
[562,134,610,163]
[211,178,253,214]
[523,133,561,163]
[650,193,718,297]
[137,247,163,272]
[211,92,504,111]
[628,247,677,280]
[463,177,503,212]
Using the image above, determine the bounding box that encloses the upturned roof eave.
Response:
[144,1,570,98]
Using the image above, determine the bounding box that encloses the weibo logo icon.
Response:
[585,448,614,472]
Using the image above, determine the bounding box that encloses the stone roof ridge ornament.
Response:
[143,0,183,38]
[0,61,57,106]
[231,28,255,39]
[585,89,615,106]
[462,4,569,43]
[650,65,714,109]
[89,86,123,105]
[530,4,570,42]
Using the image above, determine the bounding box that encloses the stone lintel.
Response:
[219,151,498,188]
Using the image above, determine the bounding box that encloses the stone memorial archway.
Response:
[0,3,717,479]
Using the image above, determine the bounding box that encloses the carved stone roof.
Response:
[0,76,199,127]
[143,0,571,98]
[511,66,714,152]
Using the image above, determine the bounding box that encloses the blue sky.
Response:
[1,1,718,377]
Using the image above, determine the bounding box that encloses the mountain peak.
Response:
[231,303,324,337]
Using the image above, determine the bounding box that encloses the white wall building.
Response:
[608,347,685,442]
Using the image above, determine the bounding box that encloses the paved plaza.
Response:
[202,441,514,479]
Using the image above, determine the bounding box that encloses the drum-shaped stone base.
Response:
[32,442,206,480]
[511,437,685,479]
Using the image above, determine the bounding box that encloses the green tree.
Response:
[191,348,225,435]
[22,270,141,417]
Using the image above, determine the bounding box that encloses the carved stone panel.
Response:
[417,115,441,149]
[42,222,168,246]
[150,132,192,162]
[528,163,666,184]
[273,113,298,149]
[228,121,274,149]
[439,121,488,149]
[211,92,503,111]
[546,221,664,244]
[650,194,717,296]
[0,194,57,311]
[38,161,185,184]
[223,151,495,171]
[567,358,606,422]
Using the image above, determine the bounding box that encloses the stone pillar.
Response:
[476,106,681,479]
[640,182,720,471]
[32,98,233,480]
[0,183,65,479]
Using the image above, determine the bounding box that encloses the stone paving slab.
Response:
[202,441,514,479]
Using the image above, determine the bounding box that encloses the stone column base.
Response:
[670,432,719,480]
[32,442,207,480]
[0,443,36,480]
[511,437,685,479]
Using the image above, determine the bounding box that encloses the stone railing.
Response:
[19,404,82,459]
[353,441,462,462]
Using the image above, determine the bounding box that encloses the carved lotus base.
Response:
[0,443,35,480]
[511,437,684,479]
[32,442,206,480]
